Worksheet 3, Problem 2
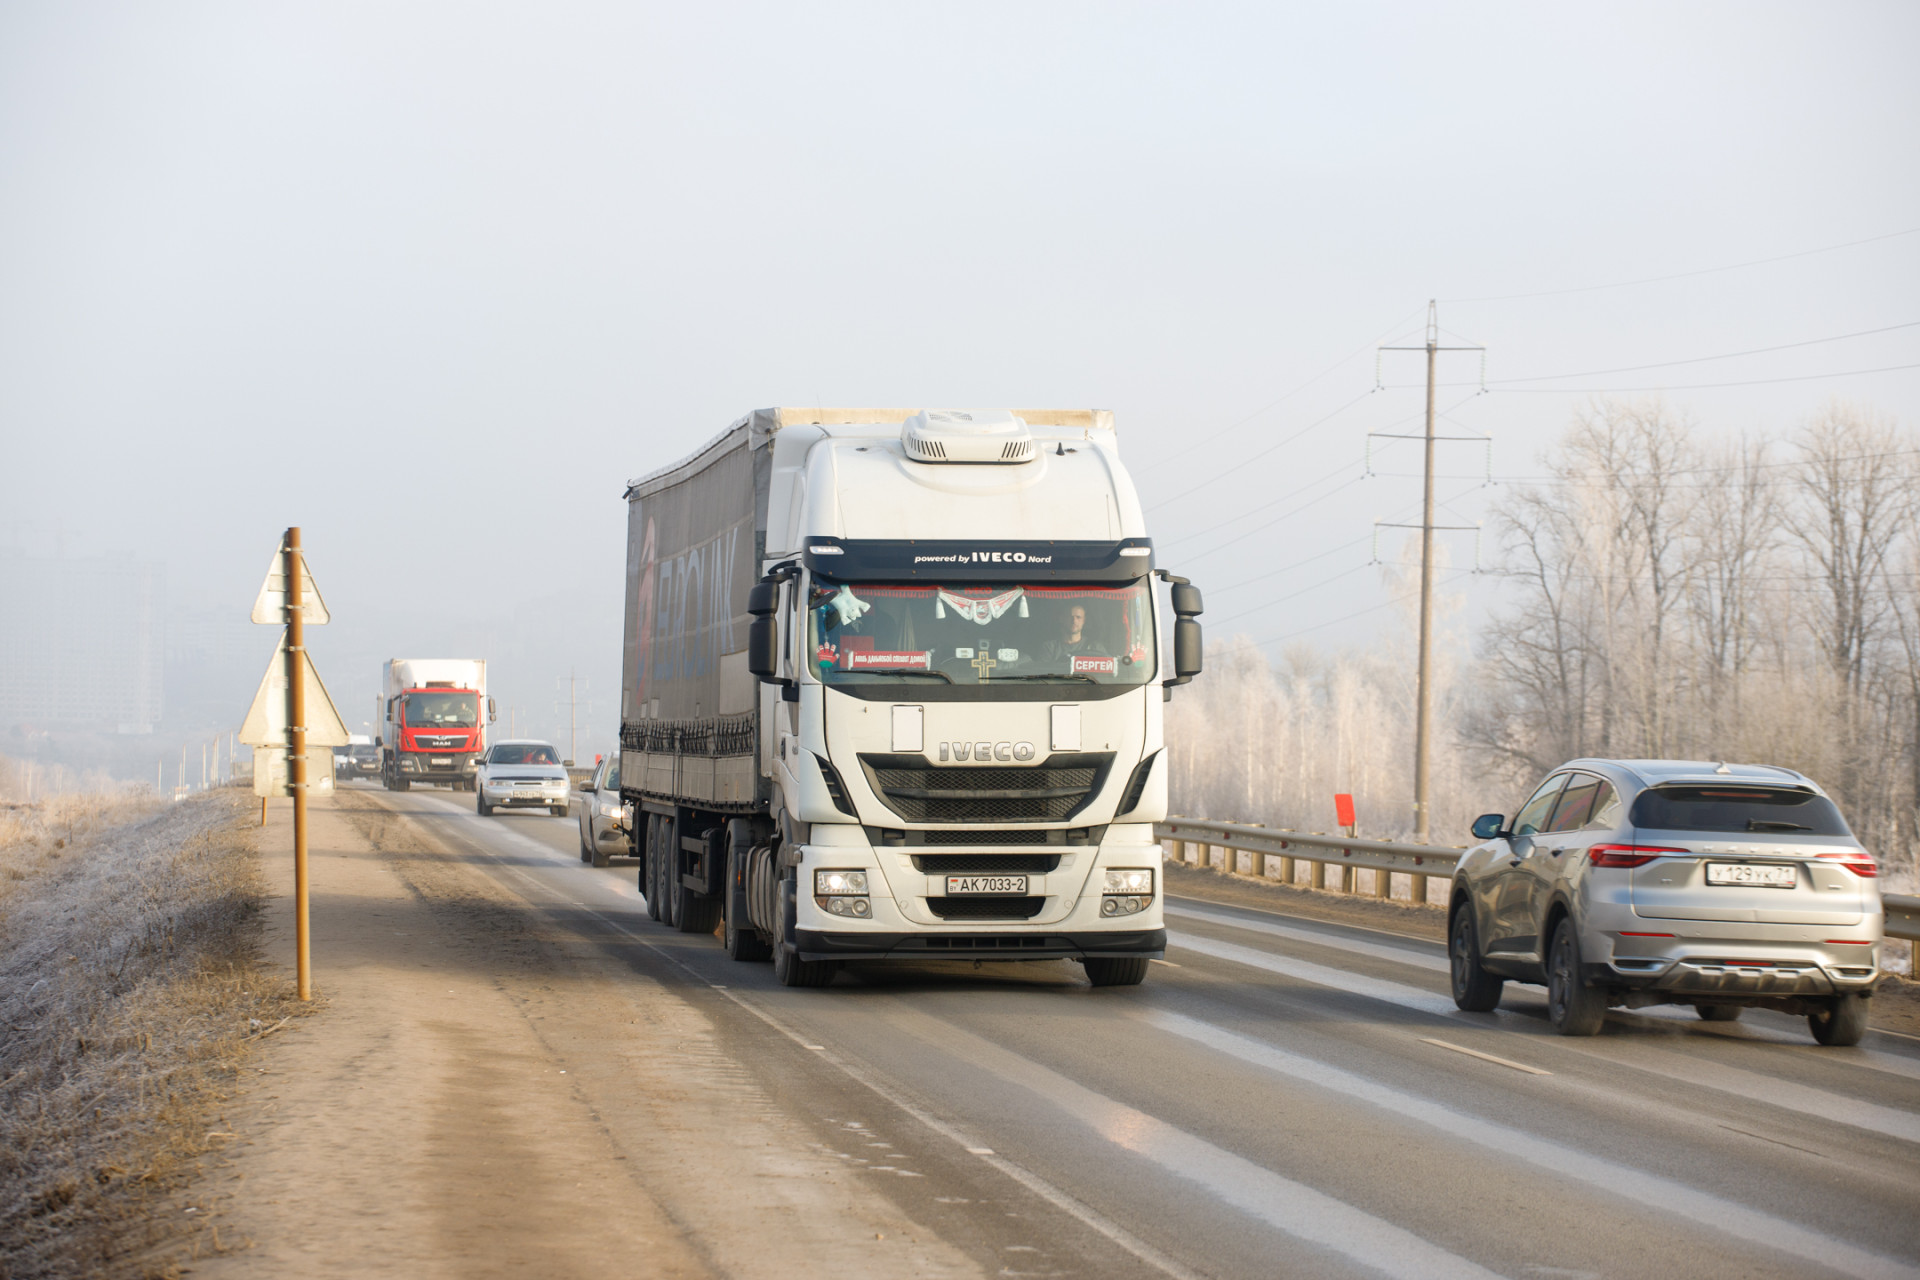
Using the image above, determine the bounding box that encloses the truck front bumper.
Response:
[795,927,1165,962]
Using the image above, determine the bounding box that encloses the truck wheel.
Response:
[773,941,838,988]
[393,778,410,792]
[1809,993,1868,1046]
[724,830,772,961]
[1082,957,1149,987]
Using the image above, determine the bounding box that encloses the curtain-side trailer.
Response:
[620,408,1203,987]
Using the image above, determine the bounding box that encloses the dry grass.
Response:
[0,790,296,1279]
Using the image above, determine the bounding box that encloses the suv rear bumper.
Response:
[1590,957,1879,997]
[796,927,1165,963]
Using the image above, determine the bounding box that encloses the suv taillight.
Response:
[1589,844,1688,868]
[1818,852,1878,877]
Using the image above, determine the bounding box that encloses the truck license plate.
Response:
[946,875,1028,895]
[1705,863,1796,888]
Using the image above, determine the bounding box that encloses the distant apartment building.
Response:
[0,556,164,732]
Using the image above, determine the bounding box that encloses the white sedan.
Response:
[475,740,571,818]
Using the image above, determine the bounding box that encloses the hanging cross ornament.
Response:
[970,638,998,681]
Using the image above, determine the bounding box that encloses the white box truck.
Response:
[621,408,1202,987]
[380,658,493,791]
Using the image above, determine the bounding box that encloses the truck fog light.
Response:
[1101,894,1148,917]
[814,869,868,895]
[820,895,871,918]
[1103,868,1154,895]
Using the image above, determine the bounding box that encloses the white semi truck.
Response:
[620,408,1202,987]
[380,658,493,792]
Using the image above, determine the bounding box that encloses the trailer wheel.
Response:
[773,941,838,988]
[643,815,664,922]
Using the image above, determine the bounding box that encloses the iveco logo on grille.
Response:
[938,741,1036,762]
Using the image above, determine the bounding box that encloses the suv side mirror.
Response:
[1471,814,1506,841]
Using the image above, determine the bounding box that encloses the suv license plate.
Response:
[1705,863,1796,888]
[947,875,1028,895]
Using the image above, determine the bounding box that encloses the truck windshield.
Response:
[405,693,478,727]
[806,579,1156,686]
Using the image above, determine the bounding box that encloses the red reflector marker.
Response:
[1825,939,1873,945]
[1589,844,1689,868]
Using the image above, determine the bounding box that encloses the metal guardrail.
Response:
[1155,818,1462,906]
[1155,817,1920,940]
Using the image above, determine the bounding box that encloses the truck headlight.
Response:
[401,757,418,771]
[815,869,867,895]
[814,868,871,918]
[1101,868,1153,917]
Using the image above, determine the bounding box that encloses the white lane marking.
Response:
[1575,1040,1920,1146]
[1146,1010,1920,1280]
[1171,929,1920,1139]
[374,791,1201,1280]
[1420,1038,1551,1076]
[1167,900,1448,973]
[1170,893,1920,1080]
[1169,929,1462,1017]
[874,1004,1507,1280]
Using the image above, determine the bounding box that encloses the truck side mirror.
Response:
[1173,618,1202,680]
[1170,583,1204,618]
[748,615,780,680]
[748,581,779,617]
[487,696,497,723]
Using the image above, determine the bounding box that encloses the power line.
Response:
[1443,226,1920,304]
[1145,388,1377,513]
[1209,563,1376,627]
[1380,361,1920,394]
[1488,321,1920,384]
[1138,307,1425,474]
[1160,458,1357,550]
[1178,474,1369,564]
[1248,570,1477,647]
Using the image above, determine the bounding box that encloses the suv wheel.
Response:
[1546,919,1607,1036]
[1808,993,1868,1046]
[1448,905,1505,1012]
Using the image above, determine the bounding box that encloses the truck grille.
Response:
[858,753,1113,824]
[912,853,1060,873]
[927,896,1047,920]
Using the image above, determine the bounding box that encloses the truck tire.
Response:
[1082,956,1149,987]
[773,880,838,987]
[643,816,664,922]
[393,778,411,792]
[724,828,772,961]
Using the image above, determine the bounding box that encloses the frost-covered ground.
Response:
[0,789,295,1279]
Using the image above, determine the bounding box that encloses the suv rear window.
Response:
[1630,786,1851,836]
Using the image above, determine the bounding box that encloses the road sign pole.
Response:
[286,527,312,1001]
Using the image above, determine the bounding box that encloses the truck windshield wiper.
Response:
[1747,819,1810,832]
[985,673,1102,683]
[845,670,955,683]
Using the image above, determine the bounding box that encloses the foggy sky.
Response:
[3,2,1916,761]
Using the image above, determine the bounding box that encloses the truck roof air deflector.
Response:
[902,410,1037,465]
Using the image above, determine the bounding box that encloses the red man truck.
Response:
[380,658,493,792]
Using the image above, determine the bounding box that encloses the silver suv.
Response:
[1449,760,1882,1044]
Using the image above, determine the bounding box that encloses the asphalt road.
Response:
[349,782,1920,1280]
